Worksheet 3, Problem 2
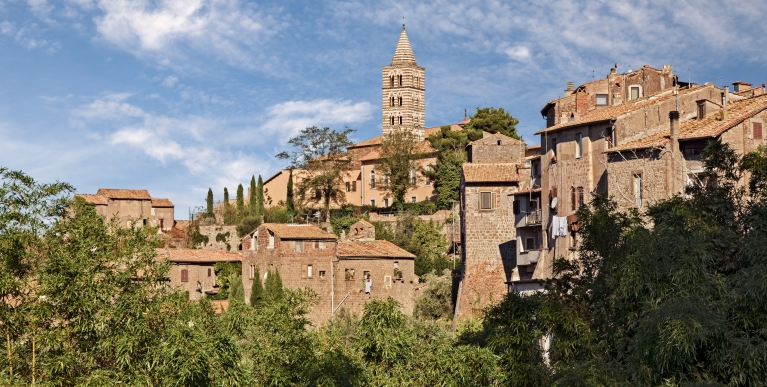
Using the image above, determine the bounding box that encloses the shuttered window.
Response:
[754,123,763,140]
[571,187,576,211]
[480,192,493,210]
[181,269,188,282]
[578,187,584,207]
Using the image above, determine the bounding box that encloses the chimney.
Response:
[669,111,681,194]
[723,86,728,120]
[340,229,346,242]
[565,81,574,94]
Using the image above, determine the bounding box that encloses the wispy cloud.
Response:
[262,99,376,140]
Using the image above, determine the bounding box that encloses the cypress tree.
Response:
[228,274,244,304]
[286,169,295,214]
[206,188,214,218]
[236,184,245,221]
[249,267,263,306]
[256,175,265,216]
[249,175,257,216]
[223,187,231,225]
[264,268,283,302]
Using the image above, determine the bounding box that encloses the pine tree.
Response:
[286,169,295,214]
[206,188,214,218]
[249,175,257,216]
[236,184,245,222]
[223,187,231,225]
[249,267,263,307]
[256,175,265,216]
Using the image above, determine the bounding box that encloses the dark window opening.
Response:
[754,123,763,140]
[577,187,584,207]
[181,269,188,282]
[390,116,395,125]
[571,187,576,211]
[398,97,402,106]
[398,116,402,125]
[207,268,212,277]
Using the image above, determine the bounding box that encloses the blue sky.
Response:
[2,0,766,218]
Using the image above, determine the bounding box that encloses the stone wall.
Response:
[607,149,669,212]
[198,225,239,252]
[166,262,218,301]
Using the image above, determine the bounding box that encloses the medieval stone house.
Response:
[75,188,174,233]
[240,220,414,325]
[156,248,241,301]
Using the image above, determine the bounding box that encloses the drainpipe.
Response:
[669,111,681,194]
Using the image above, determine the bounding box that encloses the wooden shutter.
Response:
[181,269,188,282]
[571,187,576,211]
[755,123,763,140]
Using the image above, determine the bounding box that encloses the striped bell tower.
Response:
[382,26,425,140]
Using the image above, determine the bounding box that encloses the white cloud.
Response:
[262,99,375,140]
[92,0,280,66]
[504,45,530,62]
[161,75,178,87]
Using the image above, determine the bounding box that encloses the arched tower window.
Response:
[390,116,395,125]
[399,75,402,86]
[398,116,403,125]
[398,96,402,106]
[390,96,394,106]
[390,76,394,87]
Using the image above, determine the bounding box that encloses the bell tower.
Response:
[382,26,425,140]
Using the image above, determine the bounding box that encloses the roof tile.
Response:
[263,223,338,240]
[75,194,108,205]
[96,188,152,200]
[337,240,415,259]
[151,198,174,207]
[463,163,519,183]
[157,249,241,263]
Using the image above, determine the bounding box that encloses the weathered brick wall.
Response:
[456,182,518,319]
[607,150,669,212]
[150,207,174,232]
[198,225,239,252]
[333,257,415,319]
[166,263,218,301]
[107,198,152,228]
[469,139,525,164]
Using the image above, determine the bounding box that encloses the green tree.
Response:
[378,127,424,209]
[413,270,454,320]
[249,175,257,216]
[236,183,245,222]
[286,168,295,214]
[256,175,265,218]
[462,107,521,139]
[223,187,232,225]
[249,267,263,307]
[228,274,245,304]
[276,126,355,223]
[426,125,477,209]
[264,268,284,303]
[206,188,214,219]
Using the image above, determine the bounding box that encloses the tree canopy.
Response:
[378,128,424,208]
[462,107,521,140]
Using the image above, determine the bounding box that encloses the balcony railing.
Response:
[526,209,542,225]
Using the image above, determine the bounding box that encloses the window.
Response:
[532,161,540,177]
[606,128,614,149]
[352,181,357,192]
[363,270,370,280]
[319,270,326,279]
[143,219,147,226]
[383,175,390,187]
[634,174,643,208]
[181,269,188,282]
[551,138,557,157]
[307,265,313,278]
[480,192,493,210]
[249,265,255,280]
[697,102,705,120]
[424,165,431,185]
[295,240,304,252]
[513,199,520,214]
[754,123,763,140]
[370,199,376,207]
[390,76,394,87]
[577,187,584,208]
[390,116,395,125]
[315,189,321,199]
[526,237,536,250]
[314,241,320,249]
[370,171,376,189]
[399,74,402,86]
[497,140,502,145]
[410,168,417,186]
[571,187,576,211]
[411,196,417,203]
[596,94,608,105]
[251,232,258,251]
[207,268,212,277]
[345,268,355,280]
[531,198,539,210]
[398,96,402,106]
[384,198,389,207]
[346,182,351,192]
[398,116,402,125]
[390,96,394,106]
[575,133,583,158]
[630,86,640,100]
[268,231,274,249]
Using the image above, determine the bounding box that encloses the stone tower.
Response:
[382,26,425,140]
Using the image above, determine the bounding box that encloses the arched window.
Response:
[399,75,402,86]
[390,116,395,125]
[181,269,189,282]
[398,96,402,106]
[390,76,394,87]
[370,170,376,189]
[390,96,394,106]
[399,116,402,125]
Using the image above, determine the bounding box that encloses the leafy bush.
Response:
[414,270,454,320]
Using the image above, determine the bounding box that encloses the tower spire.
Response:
[391,26,416,65]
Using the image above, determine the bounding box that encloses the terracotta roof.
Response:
[75,194,108,205]
[97,188,152,200]
[358,140,437,162]
[263,223,337,240]
[337,240,415,259]
[157,249,241,263]
[536,85,713,135]
[348,124,464,149]
[608,94,767,152]
[349,136,383,149]
[359,149,381,162]
[527,144,541,150]
[463,163,519,183]
[467,132,524,147]
[391,27,417,65]
[151,198,174,207]
[354,219,375,229]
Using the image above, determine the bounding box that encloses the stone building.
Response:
[75,188,174,233]
[157,248,241,301]
[455,132,526,319]
[383,26,425,140]
[240,220,415,325]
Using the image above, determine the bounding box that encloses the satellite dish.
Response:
[550,197,558,209]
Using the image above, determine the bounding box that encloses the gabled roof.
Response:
[97,188,152,200]
[151,198,174,208]
[262,223,337,240]
[536,84,714,135]
[75,194,108,205]
[337,240,415,259]
[608,94,767,153]
[463,163,519,183]
[157,249,241,263]
[467,132,524,147]
[391,27,417,65]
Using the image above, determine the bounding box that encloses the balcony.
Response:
[526,209,542,226]
[517,248,541,266]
